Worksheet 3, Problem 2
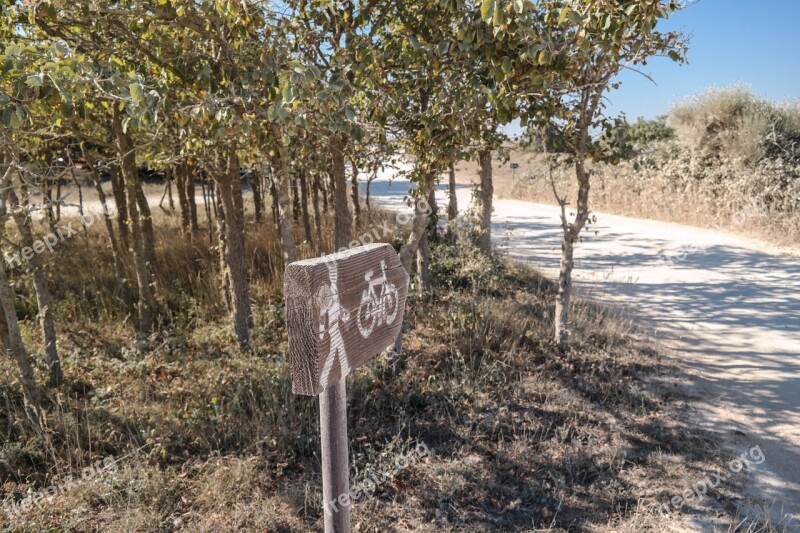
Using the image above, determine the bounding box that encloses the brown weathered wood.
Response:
[285,243,409,396]
[320,377,350,533]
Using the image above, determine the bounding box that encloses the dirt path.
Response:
[364,168,800,530]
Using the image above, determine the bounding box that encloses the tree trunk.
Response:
[312,173,323,251]
[350,159,360,227]
[186,164,199,235]
[416,232,431,295]
[268,170,280,228]
[473,149,493,253]
[554,235,575,351]
[366,175,373,211]
[42,152,56,234]
[86,154,127,285]
[393,171,436,354]
[448,161,458,221]
[398,172,435,276]
[417,187,437,294]
[291,176,300,222]
[328,169,336,214]
[210,177,218,220]
[176,163,191,236]
[331,138,351,250]
[321,172,329,213]
[299,174,313,247]
[0,217,41,423]
[134,176,156,271]
[201,178,214,246]
[5,183,62,387]
[159,172,171,213]
[166,170,175,212]
[554,159,591,351]
[55,178,62,222]
[68,166,88,237]
[277,145,298,263]
[110,165,129,252]
[230,159,251,332]
[214,149,252,349]
[251,169,263,223]
[215,177,230,311]
[112,107,155,333]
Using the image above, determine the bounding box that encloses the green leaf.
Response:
[129,82,143,105]
[437,40,450,56]
[537,50,549,65]
[493,3,503,26]
[513,0,524,15]
[567,9,582,24]
[345,106,356,121]
[408,35,420,52]
[1,107,13,128]
[481,0,495,22]
[25,74,42,88]
[282,84,294,103]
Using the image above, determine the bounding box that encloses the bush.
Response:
[596,116,675,161]
[429,237,506,293]
[669,85,800,165]
[625,116,675,145]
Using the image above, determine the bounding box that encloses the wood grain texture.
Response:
[285,243,409,396]
[320,379,350,532]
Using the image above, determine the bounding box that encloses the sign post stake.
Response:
[320,379,350,533]
[284,243,409,533]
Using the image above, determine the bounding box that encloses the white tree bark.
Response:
[473,149,493,253]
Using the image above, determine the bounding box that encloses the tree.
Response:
[0,153,42,423]
[2,165,63,386]
[532,0,686,350]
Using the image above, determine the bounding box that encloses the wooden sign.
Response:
[285,243,409,396]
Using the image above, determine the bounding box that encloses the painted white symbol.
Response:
[317,260,351,387]
[357,260,399,338]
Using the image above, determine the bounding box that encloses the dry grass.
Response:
[0,203,766,531]
[494,144,800,247]
[480,88,800,248]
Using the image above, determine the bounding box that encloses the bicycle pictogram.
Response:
[357,260,399,338]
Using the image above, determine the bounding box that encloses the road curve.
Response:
[364,168,800,530]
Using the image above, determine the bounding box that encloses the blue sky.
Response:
[605,0,800,121]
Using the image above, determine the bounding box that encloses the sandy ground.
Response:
[363,164,800,530]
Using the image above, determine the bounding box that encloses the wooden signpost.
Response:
[284,243,409,532]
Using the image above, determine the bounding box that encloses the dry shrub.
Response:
[669,85,800,166]
[510,87,800,245]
